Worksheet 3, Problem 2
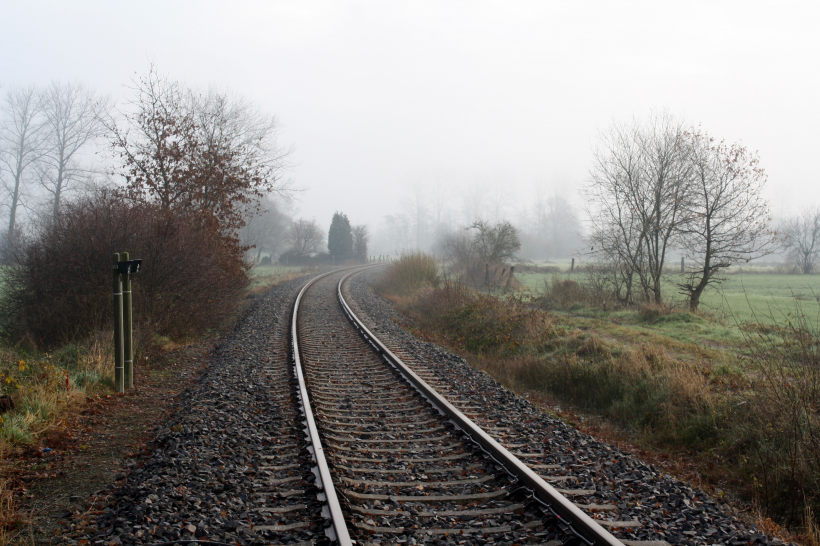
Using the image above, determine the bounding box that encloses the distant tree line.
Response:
[277,211,369,266]
[371,176,583,262]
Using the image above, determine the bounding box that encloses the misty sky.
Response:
[2,1,818,229]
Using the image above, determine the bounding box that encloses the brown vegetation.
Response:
[376,256,820,538]
[1,190,249,348]
[375,251,439,295]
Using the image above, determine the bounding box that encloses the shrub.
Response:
[376,251,439,294]
[539,275,589,309]
[0,190,249,348]
[384,277,554,356]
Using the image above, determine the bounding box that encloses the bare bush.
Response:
[438,220,520,287]
[538,275,589,310]
[0,190,249,348]
[287,218,324,259]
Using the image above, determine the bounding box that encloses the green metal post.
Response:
[112,253,124,393]
[122,252,134,390]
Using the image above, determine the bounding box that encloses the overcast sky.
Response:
[2,1,818,229]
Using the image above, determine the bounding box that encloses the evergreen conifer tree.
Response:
[328,211,353,262]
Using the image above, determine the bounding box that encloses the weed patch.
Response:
[375,251,439,294]
[0,334,113,452]
[389,279,553,356]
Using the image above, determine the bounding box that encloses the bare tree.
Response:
[781,207,820,274]
[288,218,323,257]
[676,129,774,311]
[107,65,292,238]
[584,112,691,304]
[429,174,454,240]
[39,81,110,218]
[188,86,292,223]
[0,85,48,243]
[381,213,412,253]
[461,179,488,225]
[470,219,521,263]
[239,197,292,263]
[352,224,369,263]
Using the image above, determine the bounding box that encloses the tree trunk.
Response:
[689,281,706,312]
[7,167,22,242]
[53,153,65,218]
[688,260,712,312]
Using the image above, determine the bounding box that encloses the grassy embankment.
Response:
[375,253,820,544]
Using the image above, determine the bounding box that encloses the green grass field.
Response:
[515,268,820,328]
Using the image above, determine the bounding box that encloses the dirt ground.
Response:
[4,339,214,545]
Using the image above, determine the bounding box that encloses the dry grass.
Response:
[0,478,20,546]
[0,334,116,543]
[0,333,113,451]
[250,265,312,295]
[800,505,820,546]
[375,251,439,295]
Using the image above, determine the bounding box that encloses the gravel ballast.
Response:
[68,276,326,546]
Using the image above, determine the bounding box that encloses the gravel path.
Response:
[344,268,790,546]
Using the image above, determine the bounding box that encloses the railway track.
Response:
[72,268,771,545]
[292,267,623,546]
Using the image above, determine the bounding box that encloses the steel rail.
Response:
[337,269,624,546]
[291,268,354,546]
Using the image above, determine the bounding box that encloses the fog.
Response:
[2,1,819,253]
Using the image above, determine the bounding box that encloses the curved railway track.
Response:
[65,268,772,546]
[291,267,624,546]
